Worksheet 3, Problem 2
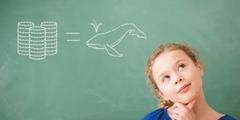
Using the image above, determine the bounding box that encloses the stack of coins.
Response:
[29,26,46,60]
[41,21,57,56]
[17,21,34,55]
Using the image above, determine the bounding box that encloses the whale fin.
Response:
[104,44,123,57]
[110,30,132,47]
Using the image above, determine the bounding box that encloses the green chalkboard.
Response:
[0,0,239,119]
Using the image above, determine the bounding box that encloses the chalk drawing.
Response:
[17,21,58,60]
[66,39,81,42]
[65,32,80,35]
[29,26,46,60]
[17,21,34,56]
[89,19,102,33]
[65,32,81,42]
[41,21,58,56]
[86,23,147,57]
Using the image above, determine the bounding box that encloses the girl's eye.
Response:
[162,75,170,82]
[178,63,186,72]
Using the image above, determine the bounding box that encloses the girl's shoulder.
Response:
[218,114,236,120]
[142,108,171,120]
[142,108,237,120]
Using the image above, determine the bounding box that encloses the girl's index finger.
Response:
[173,102,189,111]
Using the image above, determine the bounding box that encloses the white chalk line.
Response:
[65,32,80,35]
[66,39,81,42]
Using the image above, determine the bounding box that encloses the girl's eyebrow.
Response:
[158,72,166,80]
[175,59,186,64]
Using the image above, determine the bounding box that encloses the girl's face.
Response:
[152,50,204,104]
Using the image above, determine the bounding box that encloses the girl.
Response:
[143,43,236,120]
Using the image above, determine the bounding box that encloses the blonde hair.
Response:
[145,42,201,108]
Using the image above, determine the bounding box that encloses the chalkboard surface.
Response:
[0,0,239,119]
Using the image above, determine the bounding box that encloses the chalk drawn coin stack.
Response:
[17,21,58,60]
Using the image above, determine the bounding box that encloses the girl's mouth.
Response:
[177,83,191,93]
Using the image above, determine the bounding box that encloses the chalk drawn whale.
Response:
[86,23,147,57]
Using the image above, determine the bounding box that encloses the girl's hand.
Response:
[168,100,196,120]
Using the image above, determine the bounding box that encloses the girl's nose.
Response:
[174,74,184,85]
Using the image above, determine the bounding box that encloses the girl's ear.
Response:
[157,90,164,97]
[196,61,204,76]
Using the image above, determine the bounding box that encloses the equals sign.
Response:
[65,32,81,42]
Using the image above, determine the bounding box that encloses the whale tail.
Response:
[128,24,147,40]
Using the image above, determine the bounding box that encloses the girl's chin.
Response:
[177,94,197,104]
